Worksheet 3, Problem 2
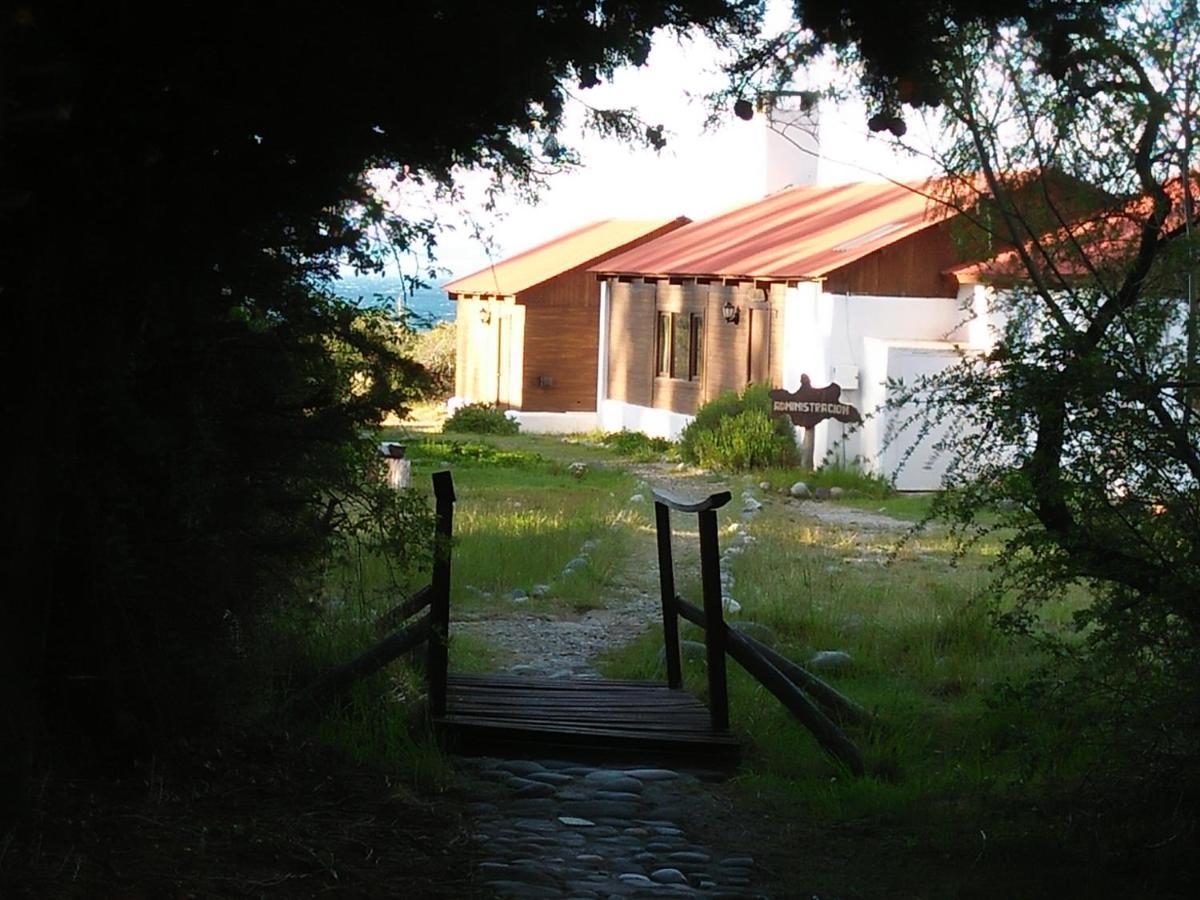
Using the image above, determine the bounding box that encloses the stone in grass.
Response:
[759,480,771,491]
[569,461,588,478]
[829,486,845,499]
[507,588,529,602]
[530,583,550,598]
[814,486,832,499]
[563,557,588,574]
[743,496,763,512]
[790,481,811,498]
[722,595,742,615]
[732,621,778,648]
[629,493,645,504]
[809,649,853,671]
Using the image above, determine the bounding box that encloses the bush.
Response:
[442,403,519,435]
[598,430,674,461]
[409,321,455,400]
[679,384,796,470]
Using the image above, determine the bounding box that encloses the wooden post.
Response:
[697,508,729,732]
[429,471,455,716]
[800,426,815,470]
[654,501,683,690]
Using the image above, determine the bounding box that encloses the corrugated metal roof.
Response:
[949,174,1200,284]
[444,217,689,297]
[590,181,949,281]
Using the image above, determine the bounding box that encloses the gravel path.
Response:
[454,461,910,898]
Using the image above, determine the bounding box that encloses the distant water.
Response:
[329,274,454,329]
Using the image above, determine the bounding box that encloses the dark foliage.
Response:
[0,0,760,818]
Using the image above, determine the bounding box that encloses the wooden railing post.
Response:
[654,501,683,690]
[429,471,455,717]
[697,508,730,733]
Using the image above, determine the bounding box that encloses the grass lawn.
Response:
[298,424,1184,895]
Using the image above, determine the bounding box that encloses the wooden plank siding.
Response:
[519,269,601,412]
[651,282,704,416]
[606,281,656,406]
[823,222,962,298]
[454,297,525,409]
[606,279,785,416]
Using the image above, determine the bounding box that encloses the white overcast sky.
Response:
[375,3,946,283]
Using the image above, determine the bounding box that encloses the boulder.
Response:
[809,649,853,671]
[790,481,811,498]
[732,621,778,647]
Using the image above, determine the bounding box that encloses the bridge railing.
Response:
[652,486,867,776]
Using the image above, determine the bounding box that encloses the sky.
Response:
[369,3,948,285]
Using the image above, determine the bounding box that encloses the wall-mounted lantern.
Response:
[722,299,740,324]
[478,305,492,325]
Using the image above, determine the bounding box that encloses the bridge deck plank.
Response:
[434,673,740,761]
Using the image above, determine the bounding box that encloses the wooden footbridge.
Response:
[290,472,867,773]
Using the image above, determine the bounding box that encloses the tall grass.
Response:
[600,506,1094,826]
[404,438,640,611]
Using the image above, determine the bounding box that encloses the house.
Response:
[590,180,1001,490]
[444,217,689,433]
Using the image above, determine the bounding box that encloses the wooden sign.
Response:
[769,375,862,429]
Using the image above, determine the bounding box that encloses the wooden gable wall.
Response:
[519,268,600,412]
[822,222,962,298]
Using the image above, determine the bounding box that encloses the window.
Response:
[656,313,671,376]
[655,311,704,381]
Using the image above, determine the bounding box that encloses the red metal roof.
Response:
[589,181,950,281]
[444,217,689,297]
[949,175,1200,284]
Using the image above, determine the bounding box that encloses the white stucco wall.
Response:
[781,286,977,469]
[592,281,1004,489]
[510,411,599,434]
[598,399,693,439]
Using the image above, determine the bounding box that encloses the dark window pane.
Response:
[672,312,688,379]
[656,313,670,375]
[690,314,703,380]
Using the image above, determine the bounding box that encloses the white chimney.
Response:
[763,91,820,193]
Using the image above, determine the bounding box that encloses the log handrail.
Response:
[652,488,732,732]
[376,584,433,632]
[428,470,455,717]
[280,472,456,723]
[651,487,732,513]
[652,484,867,775]
[674,596,865,775]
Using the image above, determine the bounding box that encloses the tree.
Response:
[717,1,1200,827]
[0,1,764,818]
[912,0,1200,789]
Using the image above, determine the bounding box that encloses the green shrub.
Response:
[409,320,456,400]
[442,402,520,435]
[680,384,796,470]
[598,430,674,461]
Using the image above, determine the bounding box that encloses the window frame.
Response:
[654,309,704,383]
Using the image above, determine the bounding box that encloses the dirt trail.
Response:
[451,460,912,677]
